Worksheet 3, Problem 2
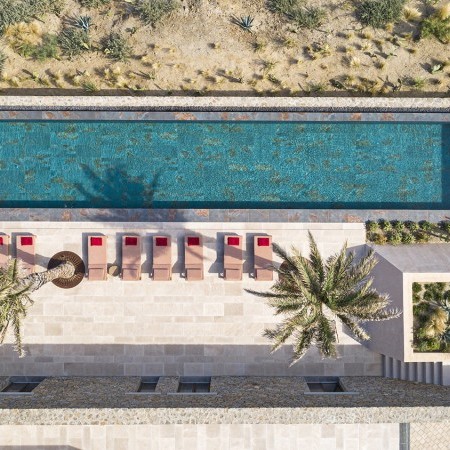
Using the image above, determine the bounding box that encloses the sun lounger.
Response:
[224,235,243,280]
[153,236,172,281]
[16,235,35,275]
[254,235,273,281]
[0,234,10,269]
[122,236,141,281]
[87,235,107,281]
[185,235,203,281]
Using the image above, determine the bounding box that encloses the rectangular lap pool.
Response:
[1,120,449,209]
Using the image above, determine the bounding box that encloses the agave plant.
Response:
[74,16,92,33]
[246,232,401,364]
[231,15,254,32]
[0,258,75,357]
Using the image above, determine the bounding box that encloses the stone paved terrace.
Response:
[0,376,449,425]
[0,221,381,378]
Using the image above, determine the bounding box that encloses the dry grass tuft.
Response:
[438,3,450,20]
[403,6,421,22]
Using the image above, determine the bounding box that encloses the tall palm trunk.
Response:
[19,261,75,292]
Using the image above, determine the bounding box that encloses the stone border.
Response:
[0,406,448,426]
[0,209,449,223]
[0,96,450,112]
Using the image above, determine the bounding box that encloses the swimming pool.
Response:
[1,120,449,209]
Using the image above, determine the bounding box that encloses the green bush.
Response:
[268,0,301,15]
[401,231,414,244]
[31,34,59,60]
[0,0,65,33]
[439,221,450,233]
[386,230,402,245]
[412,282,423,294]
[289,6,327,29]
[404,220,419,231]
[415,230,430,243]
[365,220,378,232]
[102,33,132,62]
[58,28,90,58]
[268,0,326,29]
[134,0,177,26]
[391,219,404,231]
[418,220,432,231]
[415,338,441,352]
[356,0,405,28]
[371,232,387,244]
[78,0,111,7]
[378,218,392,231]
[421,16,450,44]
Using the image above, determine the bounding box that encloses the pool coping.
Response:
[1,209,449,223]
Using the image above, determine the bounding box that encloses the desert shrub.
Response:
[365,220,378,232]
[415,230,430,243]
[0,0,65,33]
[58,28,90,57]
[378,218,392,231]
[268,0,326,29]
[391,219,404,231]
[268,0,301,15]
[421,16,450,44]
[356,0,406,28]
[289,6,326,29]
[134,0,177,26]
[404,220,419,231]
[78,0,111,7]
[386,230,402,245]
[439,220,450,233]
[401,231,414,244]
[418,220,432,231]
[32,34,59,60]
[371,232,387,244]
[102,33,132,61]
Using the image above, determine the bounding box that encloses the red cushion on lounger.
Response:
[125,237,138,246]
[90,237,103,246]
[257,237,270,247]
[0,237,3,246]
[155,237,168,246]
[227,237,240,246]
[187,236,200,246]
[20,237,33,246]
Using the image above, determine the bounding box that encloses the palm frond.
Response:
[338,315,370,341]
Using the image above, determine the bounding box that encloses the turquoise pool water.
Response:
[1,120,449,209]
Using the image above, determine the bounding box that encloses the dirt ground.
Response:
[2,0,450,96]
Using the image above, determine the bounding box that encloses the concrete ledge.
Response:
[0,96,450,112]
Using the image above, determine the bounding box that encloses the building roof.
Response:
[373,244,450,273]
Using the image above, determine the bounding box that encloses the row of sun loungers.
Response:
[0,234,273,282]
[88,234,272,282]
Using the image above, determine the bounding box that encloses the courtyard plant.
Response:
[413,282,450,352]
[0,258,75,357]
[246,232,400,364]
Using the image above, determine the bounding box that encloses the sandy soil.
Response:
[1,0,450,96]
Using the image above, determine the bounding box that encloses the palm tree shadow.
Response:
[74,164,161,210]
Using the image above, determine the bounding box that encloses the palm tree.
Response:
[0,258,75,357]
[246,232,400,365]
